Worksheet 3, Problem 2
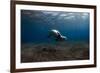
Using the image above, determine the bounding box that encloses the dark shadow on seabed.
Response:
[21,41,89,63]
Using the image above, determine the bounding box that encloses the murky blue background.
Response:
[21,10,90,44]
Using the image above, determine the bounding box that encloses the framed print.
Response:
[11,1,97,73]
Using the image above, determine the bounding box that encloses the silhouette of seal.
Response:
[48,29,67,41]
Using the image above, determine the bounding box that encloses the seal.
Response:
[48,29,67,41]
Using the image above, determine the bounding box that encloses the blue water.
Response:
[21,10,89,44]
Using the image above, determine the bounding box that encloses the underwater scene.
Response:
[21,10,90,63]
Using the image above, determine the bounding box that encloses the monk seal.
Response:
[48,29,67,41]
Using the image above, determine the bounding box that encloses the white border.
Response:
[15,4,94,69]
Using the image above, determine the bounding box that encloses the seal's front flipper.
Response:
[55,39,58,41]
[55,38,60,41]
[48,35,50,38]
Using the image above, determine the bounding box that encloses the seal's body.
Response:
[48,29,67,41]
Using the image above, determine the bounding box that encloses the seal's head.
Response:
[48,29,67,41]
